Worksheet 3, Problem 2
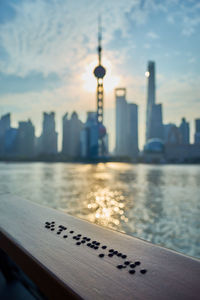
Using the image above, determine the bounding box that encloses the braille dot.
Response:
[76,237,80,240]
[86,238,91,241]
[81,240,86,243]
[92,241,96,244]
[50,224,55,227]
[70,231,74,234]
[121,255,127,259]
[76,242,81,245]
[45,225,50,229]
[96,242,100,246]
[87,243,91,247]
[63,235,68,238]
[45,222,50,225]
[51,222,55,224]
[102,246,107,249]
[140,269,147,274]
[77,234,82,237]
[124,261,130,265]
[117,265,123,269]
[63,227,67,230]
[83,237,87,239]
[94,246,99,250]
[57,232,61,235]
[113,251,118,255]
[108,253,113,257]
[90,245,94,248]
[109,249,114,253]
[73,236,77,239]
[51,228,55,231]
[117,253,122,257]
[58,225,62,228]
[129,270,135,275]
[135,261,141,266]
[130,263,136,268]
[99,254,104,258]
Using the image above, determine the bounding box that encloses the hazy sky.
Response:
[0,0,200,150]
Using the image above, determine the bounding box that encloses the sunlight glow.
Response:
[82,58,120,93]
[145,71,150,77]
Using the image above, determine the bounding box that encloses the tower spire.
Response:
[98,15,102,65]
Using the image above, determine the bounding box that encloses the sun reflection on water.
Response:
[85,186,128,230]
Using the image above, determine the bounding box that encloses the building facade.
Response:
[194,119,200,144]
[179,118,190,144]
[146,61,163,142]
[115,88,138,159]
[62,112,83,157]
[41,112,57,154]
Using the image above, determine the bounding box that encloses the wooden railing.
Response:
[0,194,200,299]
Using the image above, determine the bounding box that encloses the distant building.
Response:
[146,61,163,142]
[4,128,18,156]
[164,124,182,145]
[62,111,83,157]
[0,113,11,155]
[115,88,138,159]
[40,112,58,154]
[179,118,190,144]
[194,119,200,144]
[80,112,99,158]
[17,120,35,157]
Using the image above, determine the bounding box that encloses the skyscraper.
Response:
[146,61,163,142]
[17,120,35,157]
[80,112,99,158]
[179,117,190,144]
[41,112,57,154]
[115,88,138,159]
[194,119,200,144]
[62,111,83,157]
[0,113,11,155]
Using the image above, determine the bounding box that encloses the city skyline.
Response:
[0,0,200,150]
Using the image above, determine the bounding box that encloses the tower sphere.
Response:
[94,65,106,79]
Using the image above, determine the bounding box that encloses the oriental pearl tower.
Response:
[93,18,107,156]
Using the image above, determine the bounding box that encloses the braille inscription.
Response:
[117,265,123,269]
[44,220,148,277]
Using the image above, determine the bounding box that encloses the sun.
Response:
[82,58,120,93]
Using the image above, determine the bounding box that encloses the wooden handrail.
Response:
[0,194,200,300]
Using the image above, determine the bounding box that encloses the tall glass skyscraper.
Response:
[146,61,163,142]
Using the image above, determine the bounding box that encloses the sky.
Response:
[0,0,200,151]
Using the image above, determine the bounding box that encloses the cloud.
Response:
[147,31,159,39]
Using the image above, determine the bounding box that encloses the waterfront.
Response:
[0,162,199,259]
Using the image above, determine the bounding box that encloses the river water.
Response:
[0,162,199,259]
